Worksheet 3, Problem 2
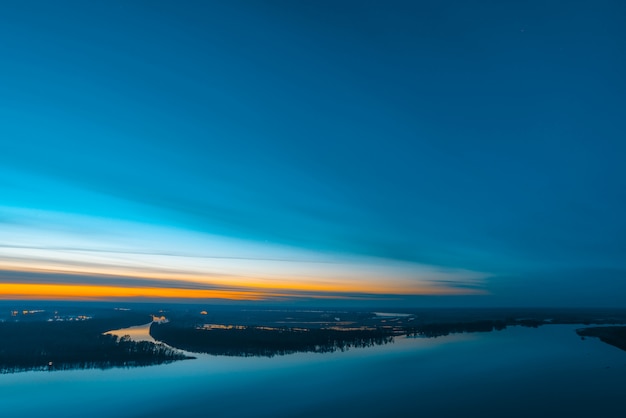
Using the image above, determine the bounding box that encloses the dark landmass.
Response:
[151,322,393,357]
[2,303,626,372]
[576,326,626,352]
[0,308,190,374]
[148,307,626,356]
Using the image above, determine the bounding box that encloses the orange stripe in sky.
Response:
[0,283,281,301]
[0,281,485,302]
[0,261,483,296]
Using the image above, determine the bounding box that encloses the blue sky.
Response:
[1,1,625,306]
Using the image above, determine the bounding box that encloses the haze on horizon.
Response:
[1,1,625,307]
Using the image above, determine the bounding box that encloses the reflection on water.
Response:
[105,322,155,343]
[1,325,625,418]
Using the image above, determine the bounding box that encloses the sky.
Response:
[1,0,625,306]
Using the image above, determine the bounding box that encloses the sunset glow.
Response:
[0,206,488,302]
[0,280,485,302]
[1,0,624,307]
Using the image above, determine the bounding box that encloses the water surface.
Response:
[105,322,155,343]
[1,325,625,417]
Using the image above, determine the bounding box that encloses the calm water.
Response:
[1,325,625,418]
[105,322,157,343]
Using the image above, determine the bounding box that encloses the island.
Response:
[576,326,626,352]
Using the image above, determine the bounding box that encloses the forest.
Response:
[150,322,394,357]
[0,310,190,373]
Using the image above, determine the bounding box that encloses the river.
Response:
[1,324,625,417]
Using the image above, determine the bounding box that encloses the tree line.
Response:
[0,315,190,374]
[150,322,393,357]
